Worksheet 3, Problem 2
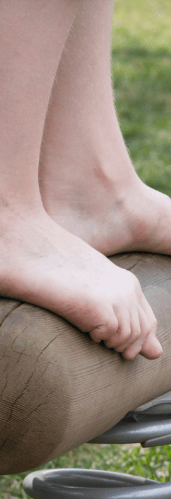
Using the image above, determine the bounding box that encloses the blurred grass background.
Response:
[111,0,171,195]
[1,0,171,497]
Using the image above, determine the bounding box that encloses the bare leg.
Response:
[0,0,161,361]
[39,0,171,256]
[0,0,78,209]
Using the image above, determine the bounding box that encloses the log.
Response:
[0,252,171,474]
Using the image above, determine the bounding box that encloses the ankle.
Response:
[0,189,44,219]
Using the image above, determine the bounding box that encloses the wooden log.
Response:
[0,252,171,474]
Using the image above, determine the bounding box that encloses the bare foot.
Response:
[39,0,171,259]
[0,204,162,361]
[40,166,171,257]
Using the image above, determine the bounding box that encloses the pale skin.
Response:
[0,0,169,362]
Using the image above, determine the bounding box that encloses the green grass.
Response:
[2,443,171,498]
[111,0,171,195]
[1,0,171,497]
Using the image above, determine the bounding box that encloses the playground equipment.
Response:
[0,252,171,496]
[23,390,171,498]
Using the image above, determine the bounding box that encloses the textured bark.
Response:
[0,252,171,474]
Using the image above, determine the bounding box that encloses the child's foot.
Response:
[41,129,171,256]
[39,0,171,259]
[0,203,161,361]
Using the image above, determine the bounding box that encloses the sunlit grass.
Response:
[1,0,171,497]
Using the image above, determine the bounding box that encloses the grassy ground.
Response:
[1,0,171,497]
[111,0,171,195]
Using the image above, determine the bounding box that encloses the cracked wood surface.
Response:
[0,252,171,474]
